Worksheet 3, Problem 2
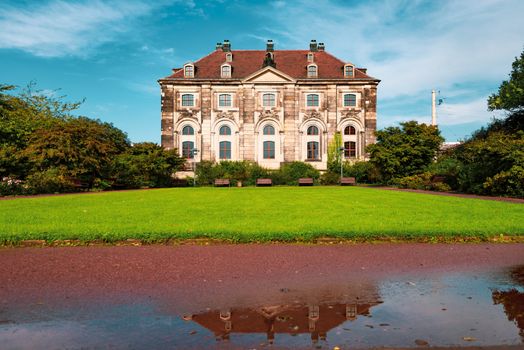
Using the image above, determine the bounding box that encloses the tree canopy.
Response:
[488,49,524,112]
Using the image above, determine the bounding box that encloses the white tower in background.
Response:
[431,89,437,126]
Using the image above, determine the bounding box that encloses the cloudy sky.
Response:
[1,0,523,142]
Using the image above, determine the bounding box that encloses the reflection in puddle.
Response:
[1,266,524,349]
[186,301,380,344]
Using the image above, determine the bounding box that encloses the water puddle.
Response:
[1,266,524,349]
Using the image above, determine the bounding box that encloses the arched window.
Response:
[219,141,231,159]
[307,53,314,62]
[307,141,319,160]
[219,125,231,135]
[307,65,317,78]
[182,125,194,135]
[343,94,357,107]
[306,94,319,107]
[344,141,356,158]
[263,141,275,159]
[181,94,194,107]
[225,53,232,62]
[344,125,356,135]
[262,93,276,107]
[182,141,194,158]
[218,94,232,107]
[221,65,231,78]
[263,124,275,135]
[307,125,319,135]
[184,64,194,78]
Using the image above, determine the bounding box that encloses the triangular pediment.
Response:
[243,66,295,83]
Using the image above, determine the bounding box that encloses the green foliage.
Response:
[274,161,320,185]
[111,142,185,189]
[342,161,379,183]
[394,172,451,192]
[195,161,269,186]
[483,165,524,197]
[488,49,524,111]
[24,117,130,187]
[24,168,75,194]
[1,187,523,244]
[327,132,343,172]
[367,121,444,182]
[319,171,340,185]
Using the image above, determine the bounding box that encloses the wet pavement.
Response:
[1,244,524,349]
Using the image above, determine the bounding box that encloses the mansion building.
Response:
[158,40,380,170]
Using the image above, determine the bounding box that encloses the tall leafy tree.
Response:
[488,49,524,112]
[367,121,444,182]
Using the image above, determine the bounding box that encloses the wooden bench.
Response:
[340,177,357,186]
[68,178,89,190]
[298,178,314,186]
[214,179,230,187]
[256,178,272,187]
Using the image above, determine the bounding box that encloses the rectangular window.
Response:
[344,141,356,158]
[345,65,354,77]
[262,93,276,107]
[219,141,231,159]
[184,65,194,78]
[181,94,194,107]
[343,94,356,107]
[263,141,275,159]
[218,94,232,107]
[306,94,319,107]
[307,65,317,78]
[221,65,231,78]
[182,141,194,159]
[307,141,319,160]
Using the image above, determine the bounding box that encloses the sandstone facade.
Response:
[158,40,380,170]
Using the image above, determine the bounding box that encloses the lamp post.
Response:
[191,148,199,187]
[339,146,345,183]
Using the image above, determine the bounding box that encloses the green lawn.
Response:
[0,187,523,244]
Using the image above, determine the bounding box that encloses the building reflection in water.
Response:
[182,301,381,344]
[492,265,524,341]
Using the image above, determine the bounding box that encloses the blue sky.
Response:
[1,0,523,143]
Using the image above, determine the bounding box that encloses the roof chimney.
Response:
[318,42,325,51]
[222,39,231,52]
[216,42,223,50]
[266,39,274,52]
[309,40,317,52]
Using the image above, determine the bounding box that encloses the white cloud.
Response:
[255,0,524,99]
[0,0,167,57]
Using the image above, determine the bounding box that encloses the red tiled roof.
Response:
[162,50,377,81]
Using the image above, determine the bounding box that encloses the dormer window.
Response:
[225,53,233,62]
[221,64,231,78]
[307,53,314,62]
[344,64,354,78]
[307,64,317,78]
[184,64,194,78]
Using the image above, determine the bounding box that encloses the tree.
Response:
[111,142,185,188]
[488,49,524,112]
[24,117,130,186]
[327,132,342,173]
[367,121,444,182]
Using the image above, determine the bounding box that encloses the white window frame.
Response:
[221,63,231,78]
[184,63,194,78]
[305,93,320,108]
[307,53,314,63]
[307,64,318,78]
[261,92,277,108]
[343,93,357,108]
[225,53,233,62]
[181,93,195,107]
[218,93,233,108]
[341,91,360,108]
[344,64,354,78]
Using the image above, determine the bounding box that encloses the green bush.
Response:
[343,161,378,183]
[483,165,524,197]
[319,171,340,185]
[0,177,25,196]
[25,168,75,194]
[273,162,320,185]
[395,172,451,192]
